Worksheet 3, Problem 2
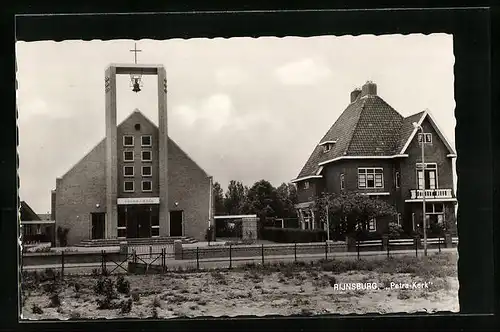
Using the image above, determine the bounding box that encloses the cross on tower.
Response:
[129,42,142,64]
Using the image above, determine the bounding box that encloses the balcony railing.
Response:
[409,189,454,200]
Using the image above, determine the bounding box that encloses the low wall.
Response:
[22,249,121,266]
[175,242,347,260]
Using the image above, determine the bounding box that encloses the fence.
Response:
[20,237,458,277]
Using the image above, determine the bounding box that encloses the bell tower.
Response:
[104,59,169,239]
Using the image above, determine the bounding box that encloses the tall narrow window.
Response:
[395,172,400,188]
[368,218,377,232]
[304,181,310,190]
[417,133,432,144]
[340,173,345,190]
[416,163,438,189]
[397,213,402,226]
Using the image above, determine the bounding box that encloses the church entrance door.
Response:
[124,205,152,239]
[91,212,105,239]
[170,210,183,236]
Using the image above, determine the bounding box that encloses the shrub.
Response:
[131,291,140,302]
[73,282,81,293]
[96,296,113,310]
[31,304,43,314]
[94,277,116,299]
[69,311,81,319]
[261,227,327,243]
[152,307,159,319]
[120,299,133,314]
[48,293,61,307]
[116,275,130,295]
[152,297,161,308]
[386,222,405,239]
[56,226,70,247]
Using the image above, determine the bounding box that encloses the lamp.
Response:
[412,121,428,256]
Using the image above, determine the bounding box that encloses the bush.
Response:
[94,277,116,298]
[48,293,61,307]
[56,226,70,247]
[116,275,130,295]
[261,227,327,243]
[386,222,404,239]
[31,304,43,314]
[119,299,133,314]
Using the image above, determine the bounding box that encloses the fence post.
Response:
[133,249,137,264]
[387,240,390,258]
[325,241,328,260]
[294,242,297,262]
[161,248,165,273]
[196,247,199,270]
[438,236,441,253]
[356,240,360,260]
[102,250,107,275]
[415,238,418,257]
[261,244,264,265]
[229,244,232,269]
[61,251,65,280]
[150,246,152,259]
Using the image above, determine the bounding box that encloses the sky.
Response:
[16,34,456,214]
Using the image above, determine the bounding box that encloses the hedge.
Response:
[261,227,327,243]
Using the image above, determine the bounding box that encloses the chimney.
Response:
[361,81,377,97]
[350,88,362,103]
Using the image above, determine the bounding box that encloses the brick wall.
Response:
[167,139,211,241]
[55,139,107,245]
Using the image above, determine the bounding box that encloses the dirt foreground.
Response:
[21,252,459,319]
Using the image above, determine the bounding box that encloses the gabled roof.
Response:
[20,201,41,221]
[59,109,210,180]
[293,83,456,182]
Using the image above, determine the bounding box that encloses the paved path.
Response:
[22,248,456,275]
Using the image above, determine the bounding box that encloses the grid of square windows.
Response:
[123,151,134,162]
[124,181,134,192]
[142,166,152,177]
[142,180,152,192]
[123,166,134,177]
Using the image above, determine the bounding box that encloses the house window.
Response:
[142,180,153,192]
[358,168,384,189]
[412,213,416,231]
[416,163,438,190]
[340,173,345,190]
[368,219,376,232]
[302,210,311,230]
[123,166,134,177]
[142,150,152,162]
[142,166,152,177]
[397,213,402,226]
[417,133,432,144]
[141,135,152,147]
[395,172,400,188]
[124,181,134,192]
[123,151,134,162]
[123,135,134,147]
[323,144,332,153]
[425,203,445,229]
[304,181,310,190]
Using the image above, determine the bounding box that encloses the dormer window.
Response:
[319,140,337,153]
[304,181,310,190]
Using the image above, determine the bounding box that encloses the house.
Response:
[292,81,457,236]
[52,109,213,246]
[20,201,55,244]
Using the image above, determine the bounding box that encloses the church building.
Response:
[52,60,213,246]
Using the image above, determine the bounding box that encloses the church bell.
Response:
[132,78,141,93]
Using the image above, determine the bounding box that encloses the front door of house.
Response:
[170,210,183,236]
[91,212,105,239]
[126,205,152,238]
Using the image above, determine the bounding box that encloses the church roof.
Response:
[294,82,455,181]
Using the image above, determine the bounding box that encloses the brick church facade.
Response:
[292,81,457,236]
[52,63,213,246]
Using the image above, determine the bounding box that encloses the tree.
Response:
[224,180,247,215]
[212,181,225,215]
[241,180,281,235]
[316,192,398,238]
[276,183,298,219]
